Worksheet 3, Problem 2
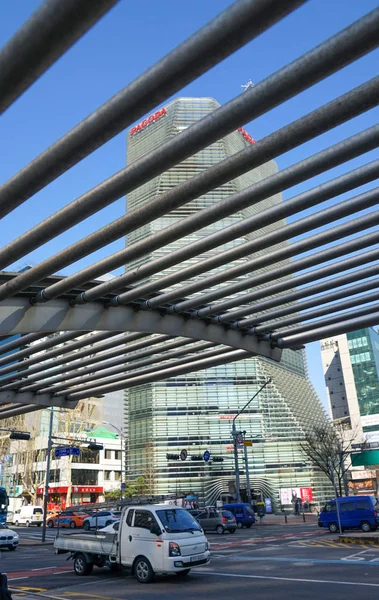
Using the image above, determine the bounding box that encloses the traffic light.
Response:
[9,431,31,441]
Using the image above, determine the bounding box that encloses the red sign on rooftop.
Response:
[238,127,255,144]
[130,107,167,136]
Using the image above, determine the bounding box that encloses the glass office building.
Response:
[125,98,331,507]
[321,327,379,441]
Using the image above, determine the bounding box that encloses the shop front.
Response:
[37,485,104,510]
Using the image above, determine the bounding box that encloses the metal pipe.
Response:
[0,330,90,371]
[0,405,42,419]
[270,302,379,340]
[41,407,54,542]
[195,209,379,318]
[0,0,119,117]
[278,309,379,348]
[65,349,251,401]
[0,334,171,389]
[22,339,206,393]
[140,172,379,313]
[28,79,379,305]
[234,261,379,328]
[51,345,231,397]
[0,0,307,219]
[103,134,379,309]
[243,276,379,330]
[0,332,46,357]
[266,291,379,339]
[1,9,378,283]
[215,241,379,322]
[0,331,122,375]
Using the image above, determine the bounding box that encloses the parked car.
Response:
[318,496,379,533]
[223,503,255,529]
[83,510,122,530]
[100,520,120,533]
[14,505,44,527]
[49,511,89,529]
[0,523,19,551]
[6,511,14,525]
[196,508,236,534]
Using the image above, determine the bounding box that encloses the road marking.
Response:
[8,577,29,582]
[52,570,72,575]
[32,567,57,571]
[195,570,379,587]
[223,555,379,566]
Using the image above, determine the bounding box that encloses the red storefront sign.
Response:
[238,127,255,144]
[37,486,103,495]
[130,107,167,136]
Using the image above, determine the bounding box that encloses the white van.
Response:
[55,504,210,583]
[14,505,44,527]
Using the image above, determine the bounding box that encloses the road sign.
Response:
[244,440,253,447]
[121,482,127,489]
[55,446,80,458]
[203,450,210,463]
[180,449,188,461]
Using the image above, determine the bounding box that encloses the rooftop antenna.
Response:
[241,79,254,92]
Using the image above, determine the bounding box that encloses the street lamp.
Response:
[103,421,125,500]
[231,378,272,503]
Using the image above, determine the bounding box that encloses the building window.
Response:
[115,451,122,461]
[104,471,112,481]
[72,448,99,464]
[105,450,113,459]
[114,471,121,481]
[71,470,98,485]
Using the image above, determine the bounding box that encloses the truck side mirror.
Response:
[150,523,161,536]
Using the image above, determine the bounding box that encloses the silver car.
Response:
[196,509,237,534]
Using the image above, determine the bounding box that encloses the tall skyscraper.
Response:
[321,327,379,442]
[125,97,330,507]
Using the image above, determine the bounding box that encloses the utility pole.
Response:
[231,378,271,504]
[42,408,54,543]
[242,432,252,504]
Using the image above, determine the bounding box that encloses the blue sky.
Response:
[1,0,378,409]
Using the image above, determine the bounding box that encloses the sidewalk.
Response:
[256,512,318,526]
[338,531,379,545]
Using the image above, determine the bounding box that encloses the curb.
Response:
[18,540,54,547]
[338,535,379,545]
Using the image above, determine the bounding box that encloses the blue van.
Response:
[222,503,255,528]
[318,496,379,533]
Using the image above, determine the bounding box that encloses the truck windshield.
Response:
[156,509,202,533]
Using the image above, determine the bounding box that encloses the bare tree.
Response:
[300,420,357,497]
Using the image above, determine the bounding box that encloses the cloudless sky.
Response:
[1,0,379,409]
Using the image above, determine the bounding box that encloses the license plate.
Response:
[190,554,205,562]
[36,516,40,519]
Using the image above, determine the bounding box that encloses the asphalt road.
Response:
[4,523,379,600]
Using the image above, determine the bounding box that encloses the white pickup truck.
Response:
[54,504,210,583]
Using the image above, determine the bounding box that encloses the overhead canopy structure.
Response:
[0,0,378,418]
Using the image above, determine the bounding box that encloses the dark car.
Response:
[196,508,237,534]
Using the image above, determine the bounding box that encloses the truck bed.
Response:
[54,531,118,556]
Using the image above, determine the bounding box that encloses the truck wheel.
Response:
[74,554,93,576]
[176,569,191,577]
[26,521,31,527]
[328,522,338,533]
[134,556,154,583]
[361,521,371,532]
[70,521,76,529]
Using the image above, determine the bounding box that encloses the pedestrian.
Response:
[294,498,300,516]
[0,572,12,600]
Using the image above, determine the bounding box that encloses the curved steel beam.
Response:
[0,297,282,361]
